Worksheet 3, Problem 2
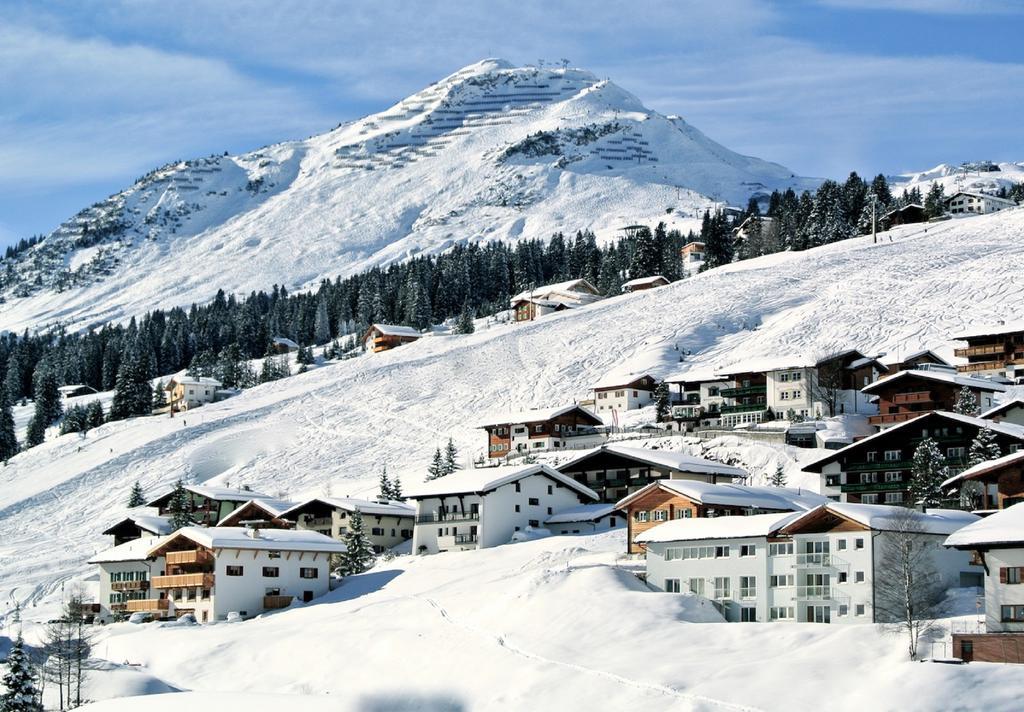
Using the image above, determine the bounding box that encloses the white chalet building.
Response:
[135,527,344,622]
[640,503,980,624]
[89,536,167,623]
[591,372,658,414]
[281,497,415,553]
[407,463,599,554]
[946,191,1017,216]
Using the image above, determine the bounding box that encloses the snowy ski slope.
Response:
[0,207,1021,624]
[0,59,814,334]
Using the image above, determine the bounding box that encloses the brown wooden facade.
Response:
[863,373,991,427]
[955,452,1024,510]
[954,327,1024,376]
[361,325,420,353]
[953,633,1024,664]
[483,407,602,459]
[217,501,294,529]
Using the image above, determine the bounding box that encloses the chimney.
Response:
[248,526,261,539]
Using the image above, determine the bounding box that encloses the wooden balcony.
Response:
[957,361,1002,373]
[111,580,150,592]
[954,344,1009,358]
[152,573,214,589]
[868,412,927,426]
[263,595,293,610]
[892,391,933,404]
[126,598,169,612]
[166,549,213,566]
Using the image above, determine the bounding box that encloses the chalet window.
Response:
[884,472,901,483]
[739,576,756,599]
[615,390,625,397]
[633,391,638,397]
[885,492,903,504]
[528,498,539,506]
[792,391,802,399]
[675,509,692,519]
[1001,605,1024,622]
[202,589,211,600]
[664,579,681,593]
[609,517,616,527]
[740,607,757,622]
[534,425,543,433]
[529,520,539,527]
[862,472,877,484]
[713,577,730,599]
[855,604,866,616]
[947,447,965,460]
[769,606,794,621]
[515,504,520,512]
[688,578,705,596]
[740,545,755,557]
[839,604,849,617]
[838,572,848,583]
[770,574,794,587]
[837,539,847,550]
[779,373,789,382]
[268,551,281,559]
[714,546,730,558]
[855,538,865,550]
[855,571,865,583]
[533,442,544,448]
[769,542,793,556]
[866,451,877,462]
[226,566,243,576]
[262,567,279,578]
[371,527,384,536]
[682,546,714,559]
[825,475,840,488]
[635,511,649,522]
[792,372,802,381]
[514,482,521,493]
[884,450,901,461]
[300,568,318,579]
[547,507,552,515]
[437,528,443,536]
[653,510,667,521]
[861,494,879,504]
[401,529,412,538]
[547,485,553,495]
[1000,567,1024,584]
[665,548,683,561]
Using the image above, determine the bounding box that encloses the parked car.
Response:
[127,612,154,624]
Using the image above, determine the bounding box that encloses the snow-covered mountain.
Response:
[889,160,1024,196]
[0,58,815,334]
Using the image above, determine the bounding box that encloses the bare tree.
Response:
[811,351,846,417]
[41,590,95,709]
[874,509,946,660]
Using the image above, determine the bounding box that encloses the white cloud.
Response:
[816,0,1023,14]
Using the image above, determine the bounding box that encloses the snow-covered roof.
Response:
[102,514,173,537]
[621,275,668,289]
[89,536,165,564]
[147,484,275,507]
[476,405,601,428]
[278,497,415,520]
[272,336,300,349]
[796,503,980,536]
[368,324,422,338]
[152,526,346,555]
[560,443,747,479]
[663,367,729,385]
[167,375,223,388]
[405,463,599,501]
[803,411,1024,472]
[544,503,621,524]
[945,503,1024,549]
[981,398,1024,420]
[592,371,656,390]
[215,498,299,525]
[940,450,1024,489]
[946,191,1017,206]
[511,278,600,303]
[616,480,826,512]
[883,349,948,367]
[58,384,96,394]
[636,511,802,544]
[862,368,1006,394]
[953,321,1024,341]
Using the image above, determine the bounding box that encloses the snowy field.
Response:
[48,532,1024,712]
[1,207,1023,710]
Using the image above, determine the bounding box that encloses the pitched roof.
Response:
[559,443,747,479]
[271,336,300,348]
[636,511,803,544]
[953,321,1024,340]
[621,275,669,289]
[146,484,275,507]
[405,463,599,501]
[785,503,979,536]
[89,536,165,564]
[883,349,949,367]
[150,526,347,555]
[803,411,1024,473]
[945,191,1017,206]
[981,398,1024,420]
[368,324,421,338]
[544,503,621,524]
[511,278,600,303]
[592,371,656,390]
[215,497,299,525]
[862,368,1006,395]
[476,405,601,428]
[615,480,826,512]
[101,514,173,537]
[167,375,223,388]
[278,497,415,520]
[940,450,1024,489]
[945,503,1024,549]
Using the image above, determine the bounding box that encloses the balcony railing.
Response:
[152,573,215,589]
[795,553,849,570]
[892,391,934,405]
[453,534,478,544]
[126,598,169,612]
[954,344,1009,358]
[847,460,913,472]
[111,580,150,592]
[796,585,833,600]
[304,517,333,529]
[719,403,766,415]
[721,385,767,398]
[166,549,213,566]
[263,595,293,610]
[868,412,926,425]
[840,481,906,493]
[416,512,480,524]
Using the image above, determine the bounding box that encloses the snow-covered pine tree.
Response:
[339,511,375,576]
[391,474,404,502]
[454,304,475,334]
[953,386,978,416]
[168,479,192,531]
[444,438,460,475]
[0,385,18,461]
[770,464,787,487]
[627,227,659,279]
[924,182,945,219]
[909,437,949,508]
[0,634,43,712]
[314,297,332,345]
[378,466,393,501]
[86,400,105,428]
[24,414,46,448]
[654,381,670,421]
[426,447,445,480]
[128,481,146,508]
[968,426,1001,468]
[152,381,165,410]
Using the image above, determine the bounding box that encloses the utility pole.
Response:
[870,194,878,244]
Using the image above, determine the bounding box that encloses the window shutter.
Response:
[1000,567,1008,584]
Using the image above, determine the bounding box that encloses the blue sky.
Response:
[2,0,1023,248]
